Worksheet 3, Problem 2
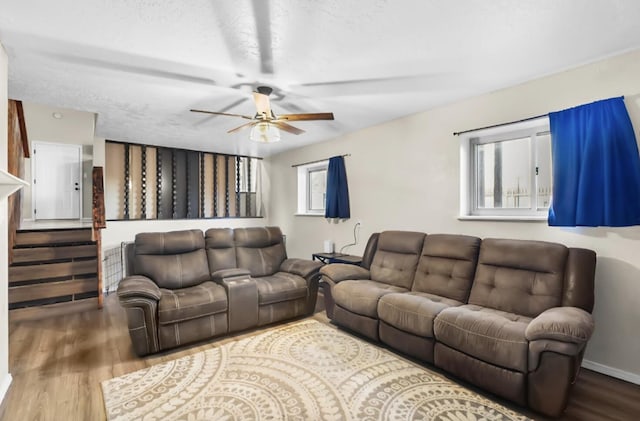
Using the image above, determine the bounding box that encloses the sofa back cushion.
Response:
[205,228,236,273]
[133,229,210,289]
[562,248,596,312]
[468,239,568,318]
[370,231,425,289]
[360,233,379,270]
[412,234,481,302]
[234,227,287,277]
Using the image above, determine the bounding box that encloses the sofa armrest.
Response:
[280,258,323,280]
[117,275,161,356]
[526,307,594,344]
[212,268,251,282]
[211,269,257,333]
[117,275,162,303]
[319,263,371,283]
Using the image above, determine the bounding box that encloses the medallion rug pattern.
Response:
[102,319,531,420]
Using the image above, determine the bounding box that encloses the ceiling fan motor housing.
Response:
[256,86,273,96]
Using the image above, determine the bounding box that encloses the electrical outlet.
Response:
[356,220,363,228]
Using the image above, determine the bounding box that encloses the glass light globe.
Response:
[249,122,281,143]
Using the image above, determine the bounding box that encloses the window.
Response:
[460,118,551,219]
[297,160,328,215]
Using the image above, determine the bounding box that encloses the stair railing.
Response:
[7,100,30,264]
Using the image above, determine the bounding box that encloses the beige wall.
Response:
[22,103,95,145]
[102,218,267,250]
[93,136,105,166]
[269,49,640,382]
[21,103,96,219]
[0,42,12,404]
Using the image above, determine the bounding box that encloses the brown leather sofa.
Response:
[320,231,596,417]
[118,227,322,356]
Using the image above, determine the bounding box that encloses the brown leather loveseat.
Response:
[118,227,322,356]
[320,231,596,417]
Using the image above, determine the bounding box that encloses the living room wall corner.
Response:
[0,41,13,406]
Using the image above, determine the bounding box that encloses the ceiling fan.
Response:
[190,86,334,142]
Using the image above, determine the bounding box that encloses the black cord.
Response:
[339,222,361,254]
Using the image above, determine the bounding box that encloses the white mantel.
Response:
[0,169,28,199]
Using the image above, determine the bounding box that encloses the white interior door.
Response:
[32,141,82,220]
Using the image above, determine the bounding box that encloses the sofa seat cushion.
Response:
[158,281,228,325]
[255,272,308,305]
[333,280,407,318]
[378,292,462,338]
[434,304,532,372]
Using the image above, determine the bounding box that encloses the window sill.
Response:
[458,215,548,222]
[295,213,325,217]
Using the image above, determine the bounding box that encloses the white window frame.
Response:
[296,160,329,216]
[459,117,551,221]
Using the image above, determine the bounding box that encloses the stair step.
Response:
[9,277,98,304]
[15,228,93,247]
[9,227,102,321]
[9,259,98,284]
[12,244,97,264]
[9,297,99,322]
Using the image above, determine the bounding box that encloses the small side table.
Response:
[312,252,362,266]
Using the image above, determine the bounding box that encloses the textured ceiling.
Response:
[2,0,640,157]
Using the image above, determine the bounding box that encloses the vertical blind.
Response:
[105,141,262,220]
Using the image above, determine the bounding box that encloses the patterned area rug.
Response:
[102,319,531,420]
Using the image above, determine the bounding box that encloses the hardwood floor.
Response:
[1,293,639,420]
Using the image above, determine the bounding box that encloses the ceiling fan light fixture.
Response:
[190,85,333,141]
[250,121,281,143]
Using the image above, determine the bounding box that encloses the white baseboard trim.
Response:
[0,373,12,406]
[582,359,640,385]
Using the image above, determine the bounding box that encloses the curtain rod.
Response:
[291,153,351,168]
[453,113,548,136]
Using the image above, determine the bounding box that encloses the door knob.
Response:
[75,187,79,191]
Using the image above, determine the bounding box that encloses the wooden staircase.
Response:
[9,228,101,322]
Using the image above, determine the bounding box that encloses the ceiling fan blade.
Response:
[2,31,228,86]
[251,0,274,74]
[276,112,335,121]
[193,97,250,126]
[272,122,305,135]
[190,109,253,120]
[292,73,458,97]
[227,121,258,134]
[253,92,272,117]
